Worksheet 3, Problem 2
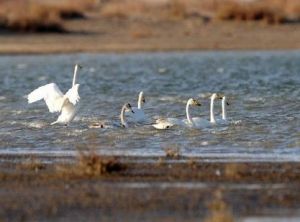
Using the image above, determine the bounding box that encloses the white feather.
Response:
[65,84,80,105]
[27,83,64,113]
[152,121,173,130]
[152,118,179,129]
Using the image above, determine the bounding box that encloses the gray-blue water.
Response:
[0,51,299,162]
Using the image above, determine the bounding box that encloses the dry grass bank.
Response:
[214,0,300,24]
[0,0,95,32]
[99,0,300,24]
[2,0,300,33]
[0,0,299,52]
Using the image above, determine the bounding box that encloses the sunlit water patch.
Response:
[0,51,299,161]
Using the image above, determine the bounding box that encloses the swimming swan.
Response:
[191,93,222,127]
[120,103,135,128]
[89,103,134,129]
[126,91,148,123]
[216,95,230,124]
[152,98,201,129]
[222,95,229,121]
[27,64,82,125]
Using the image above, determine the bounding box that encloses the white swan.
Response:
[27,64,81,125]
[126,91,148,123]
[191,93,222,127]
[152,98,201,129]
[89,103,134,129]
[222,96,229,121]
[120,103,135,128]
[209,93,222,124]
[216,95,230,124]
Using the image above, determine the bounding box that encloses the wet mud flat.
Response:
[0,154,300,222]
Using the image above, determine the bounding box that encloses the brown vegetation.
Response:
[100,1,149,19]
[203,0,300,23]
[0,0,300,34]
[204,189,234,222]
[76,151,125,176]
[215,1,285,24]
[0,0,299,52]
[130,24,153,38]
[0,0,95,32]
[17,157,46,172]
[0,156,300,221]
[58,151,125,177]
[164,146,181,159]
[99,0,300,24]
[0,2,64,32]
[224,163,246,179]
[99,0,199,21]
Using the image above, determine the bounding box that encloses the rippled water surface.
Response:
[0,51,299,161]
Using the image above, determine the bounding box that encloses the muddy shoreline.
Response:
[0,154,299,221]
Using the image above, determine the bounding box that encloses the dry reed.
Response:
[0,0,95,32]
[99,0,300,24]
[164,147,181,159]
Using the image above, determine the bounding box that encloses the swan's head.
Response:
[139,91,146,104]
[124,103,134,113]
[188,98,201,106]
[211,93,223,100]
[222,96,230,106]
[75,64,82,69]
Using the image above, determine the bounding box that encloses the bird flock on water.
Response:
[27,64,230,130]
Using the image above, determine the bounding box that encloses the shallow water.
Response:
[0,51,299,161]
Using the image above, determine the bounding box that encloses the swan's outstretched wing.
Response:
[27,83,64,113]
[65,84,80,105]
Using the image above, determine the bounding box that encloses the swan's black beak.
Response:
[78,64,82,69]
[196,102,201,106]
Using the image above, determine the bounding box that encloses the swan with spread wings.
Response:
[27,64,82,125]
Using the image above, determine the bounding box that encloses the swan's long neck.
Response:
[222,97,227,120]
[120,106,128,128]
[137,92,143,109]
[210,96,216,123]
[72,65,78,87]
[186,101,194,125]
